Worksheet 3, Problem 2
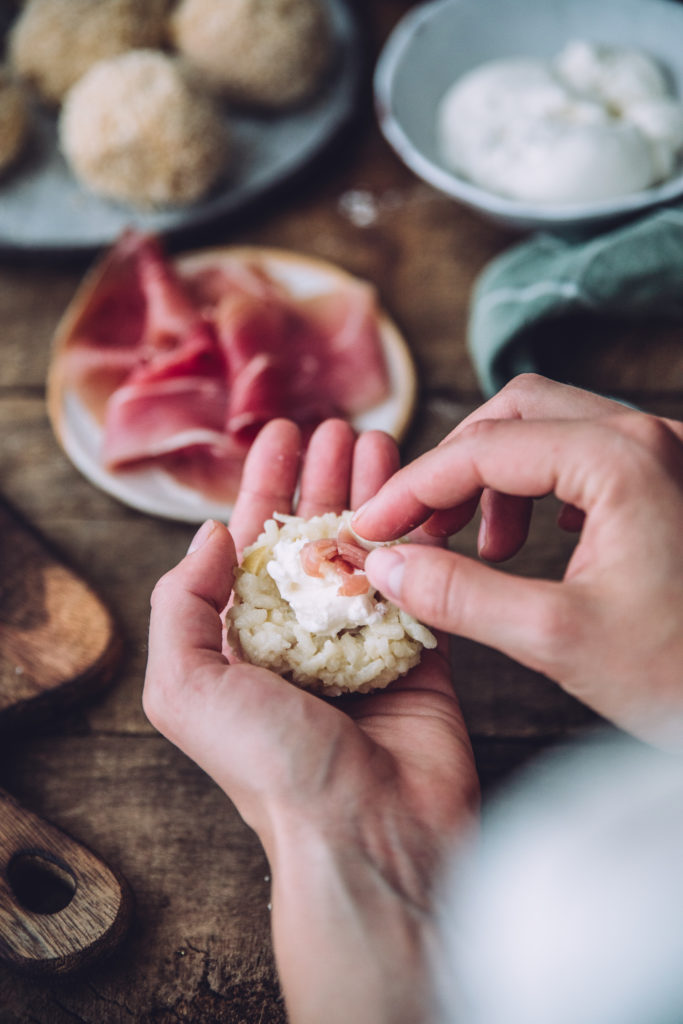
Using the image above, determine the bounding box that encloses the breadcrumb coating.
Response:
[59,50,230,208]
[0,68,28,174]
[8,0,171,106]
[170,0,333,109]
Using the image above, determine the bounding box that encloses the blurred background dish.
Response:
[47,244,418,523]
[0,0,361,252]
[374,0,683,233]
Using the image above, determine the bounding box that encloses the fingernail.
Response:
[477,514,487,555]
[351,499,371,525]
[188,519,216,554]
[423,517,449,538]
[367,547,405,601]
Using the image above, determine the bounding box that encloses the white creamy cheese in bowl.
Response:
[374,0,683,232]
[436,41,683,205]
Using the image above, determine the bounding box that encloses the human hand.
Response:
[143,417,479,1024]
[353,374,683,747]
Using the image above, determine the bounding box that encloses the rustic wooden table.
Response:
[1,3,683,1020]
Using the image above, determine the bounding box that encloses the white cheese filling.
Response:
[436,40,683,204]
[266,537,386,636]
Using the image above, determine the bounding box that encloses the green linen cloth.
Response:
[468,205,683,397]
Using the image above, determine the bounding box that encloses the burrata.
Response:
[436,41,683,204]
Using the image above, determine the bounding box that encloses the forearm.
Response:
[265,817,443,1024]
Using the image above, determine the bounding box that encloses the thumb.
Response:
[366,544,578,678]
[144,520,352,824]
[144,519,237,734]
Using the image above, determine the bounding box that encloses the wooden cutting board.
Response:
[0,788,133,974]
[0,496,132,973]
[0,497,121,726]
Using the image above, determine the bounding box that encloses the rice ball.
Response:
[169,0,333,110]
[8,0,171,107]
[227,512,437,695]
[0,69,29,175]
[59,50,230,208]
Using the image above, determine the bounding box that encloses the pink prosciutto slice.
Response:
[182,258,284,309]
[300,534,371,597]
[51,230,395,506]
[214,292,341,443]
[214,275,390,443]
[55,232,148,415]
[98,238,234,468]
[299,284,389,415]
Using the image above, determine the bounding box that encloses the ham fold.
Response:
[59,231,391,503]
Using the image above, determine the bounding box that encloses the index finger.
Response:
[439,378,683,551]
[352,416,639,541]
[228,418,302,555]
[439,375,626,451]
[445,374,683,444]
[354,376,618,543]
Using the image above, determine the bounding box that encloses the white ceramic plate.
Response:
[0,0,362,252]
[375,0,683,233]
[47,247,418,523]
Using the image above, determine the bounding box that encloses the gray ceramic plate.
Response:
[0,0,361,252]
[375,0,683,233]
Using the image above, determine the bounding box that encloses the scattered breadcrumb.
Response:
[170,0,333,109]
[8,0,171,106]
[59,50,230,208]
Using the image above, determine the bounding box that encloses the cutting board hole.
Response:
[7,852,76,914]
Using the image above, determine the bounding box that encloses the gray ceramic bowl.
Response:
[374,0,683,233]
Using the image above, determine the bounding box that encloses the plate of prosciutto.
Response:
[47,231,418,522]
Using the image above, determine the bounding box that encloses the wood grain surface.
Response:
[1,2,682,1019]
[0,788,132,975]
[0,498,121,726]
[0,501,130,977]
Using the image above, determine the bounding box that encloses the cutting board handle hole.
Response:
[7,851,76,915]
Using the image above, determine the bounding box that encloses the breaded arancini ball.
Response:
[170,0,333,110]
[59,50,230,208]
[8,0,171,106]
[0,68,29,175]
